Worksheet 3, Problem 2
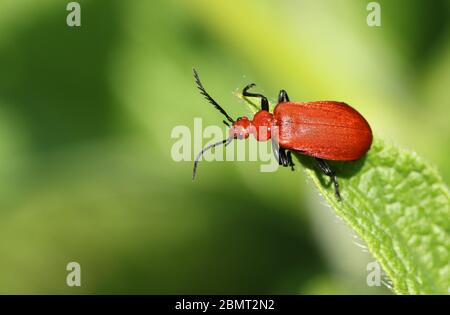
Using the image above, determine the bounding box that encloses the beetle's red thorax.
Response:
[251,110,274,141]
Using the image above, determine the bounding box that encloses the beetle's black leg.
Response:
[316,158,341,200]
[279,149,287,166]
[279,149,292,167]
[278,89,290,103]
[243,83,269,111]
[271,136,291,168]
[271,137,287,166]
[287,151,295,171]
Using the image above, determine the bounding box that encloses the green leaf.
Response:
[237,93,450,294]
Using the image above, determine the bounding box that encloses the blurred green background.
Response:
[0,0,448,294]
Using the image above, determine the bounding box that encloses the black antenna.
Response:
[193,68,235,124]
[193,137,233,180]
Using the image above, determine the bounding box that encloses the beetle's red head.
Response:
[229,116,251,139]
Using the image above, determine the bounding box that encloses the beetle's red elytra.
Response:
[192,69,373,200]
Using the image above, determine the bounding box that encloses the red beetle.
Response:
[192,69,372,199]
